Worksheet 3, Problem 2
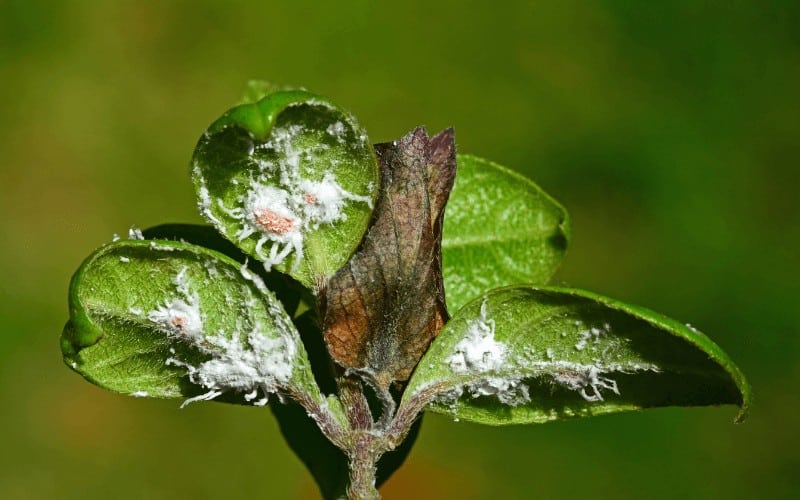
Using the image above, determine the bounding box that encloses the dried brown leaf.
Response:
[323,127,456,390]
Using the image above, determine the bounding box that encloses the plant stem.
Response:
[346,433,380,500]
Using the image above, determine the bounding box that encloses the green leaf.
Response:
[441,155,571,312]
[191,90,379,290]
[61,239,321,406]
[141,223,313,319]
[237,80,283,105]
[402,286,750,425]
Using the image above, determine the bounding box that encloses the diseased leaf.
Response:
[61,239,322,406]
[274,311,423,497]
[442,155,571,312]
[192,90,379,290]
[402,286,751,425]
[323,128,456,390]
[142,223,250,260]
[141,223,312,319]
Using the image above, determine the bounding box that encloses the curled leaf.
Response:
[323,128,456,390]
[191,90,379,290]
[402,286,750,425]
[141,223,313,319]
[62,239,321,406]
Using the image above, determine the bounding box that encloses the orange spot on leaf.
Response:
[254,208,298,235]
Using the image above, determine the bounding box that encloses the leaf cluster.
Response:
[61,83,750,499]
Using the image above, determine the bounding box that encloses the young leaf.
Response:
[237,80,283,105]
[61,239,321,406]
[441,155,571,312]
[402,286,750,425]
[191,90,379,290]
[323,128,456,390]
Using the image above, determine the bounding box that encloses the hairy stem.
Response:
[346,432,380,500]
[290,389,347,449]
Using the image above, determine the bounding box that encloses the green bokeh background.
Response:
[1,1,797,498]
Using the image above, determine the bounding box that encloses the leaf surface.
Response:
[442,155,570,311]
[403,286,750,425]
[192,90,379,289]
[62,239,321,406]
[142,223,312,318]
[323,128,456,389]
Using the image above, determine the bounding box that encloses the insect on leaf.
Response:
[402,286,750,425]
[61,239,322,407]
[191,90,379,290]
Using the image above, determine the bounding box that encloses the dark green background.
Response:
[1,1,797,498]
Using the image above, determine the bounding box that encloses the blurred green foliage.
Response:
[0,1,797,498]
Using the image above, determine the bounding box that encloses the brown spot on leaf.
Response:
[323,127,456,389]
[170,315,187,331]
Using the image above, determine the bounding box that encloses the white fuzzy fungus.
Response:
[147,267,204,339]
[138,264,298,407]
[574,322,611,351]
[167,328,296,408]
[550,362,621,402]
[212,122,372,272]
[442,300,532,406]
[326,121,346,142]
[447,301,505,373]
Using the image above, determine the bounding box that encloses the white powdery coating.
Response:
[243,183,303,240]
[196,179,223,226]
[550,362,621,402]
[140,264,300,408]
[147,267,204,339]
[130,391,150,398]
[447,301,505,373]
[149,241,177,251]
[148,297,204,339]
[574,322,611,351]
[168,328,297,408]
[298,172,373,226]
[215,122,373,272]
[128,227,144,240]
[443,301,532,406]
[326,121,346,142]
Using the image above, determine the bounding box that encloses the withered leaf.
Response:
[323,127,456,390]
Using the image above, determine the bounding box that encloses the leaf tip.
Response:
[733,378,753,424]
[60,316,101,355]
